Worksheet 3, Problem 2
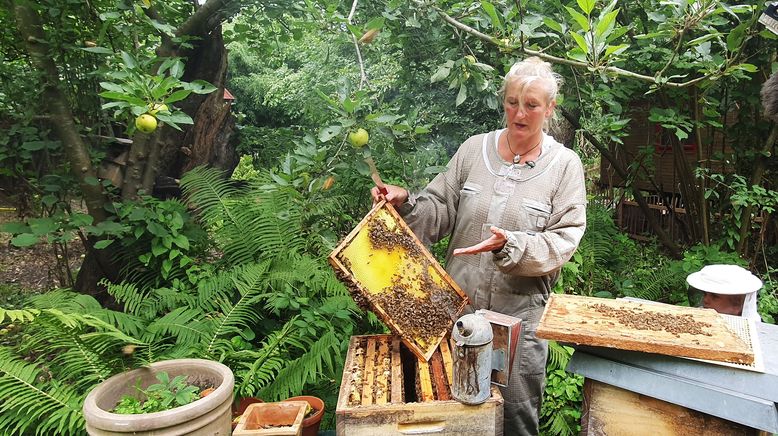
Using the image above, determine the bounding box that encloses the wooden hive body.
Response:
[336,335,504,436]
[329,201,469,361]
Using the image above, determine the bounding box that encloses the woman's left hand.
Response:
[453,226,508,255]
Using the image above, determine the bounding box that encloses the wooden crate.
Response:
[336,335,503,436]
[581,379,759,435]
[329,201,469,361]
[537,294,753,364]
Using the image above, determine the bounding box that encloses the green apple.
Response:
[348,128,369,148]
[135,114,158,134]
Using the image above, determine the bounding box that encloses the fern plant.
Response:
[0,166,359,434]
[540,341,584,436]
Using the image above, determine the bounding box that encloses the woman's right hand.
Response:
[371,184,409,207]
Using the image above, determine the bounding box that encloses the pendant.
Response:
[512,154,521,165]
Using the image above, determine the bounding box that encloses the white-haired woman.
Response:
[373,56,587,434]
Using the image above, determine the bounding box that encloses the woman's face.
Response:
[503,79,555,145]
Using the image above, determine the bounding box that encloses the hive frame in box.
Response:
[329,201,470,361]
[336,335,504,436]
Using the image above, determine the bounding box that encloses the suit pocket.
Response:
[522,199,552,230]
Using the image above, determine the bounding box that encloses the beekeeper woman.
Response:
[372,56,587,435]
[686,264,763,321]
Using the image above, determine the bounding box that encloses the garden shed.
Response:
[599,104,736,243]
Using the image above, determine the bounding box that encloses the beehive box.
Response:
[336,335,504,436]
[329,201,470,361]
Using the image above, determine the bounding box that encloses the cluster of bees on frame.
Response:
[347,339,397,406]
[590,303,713,338]
[366,218,461,346]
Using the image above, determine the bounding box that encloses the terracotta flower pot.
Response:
[82,359,234,435]
[283,395,324,436]
[233,397,263,430]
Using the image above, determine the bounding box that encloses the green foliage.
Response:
[541,342,583,436]
[0,166,360,433]
[112,372,200,414]
[98,51,216,133]
[0,348,85,435]
[758,273,778,324]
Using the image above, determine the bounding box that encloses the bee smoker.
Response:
[451,313,493,405]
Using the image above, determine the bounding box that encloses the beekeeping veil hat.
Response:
[686,264,763,321]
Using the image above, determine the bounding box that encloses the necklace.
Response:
[506,133,541,165]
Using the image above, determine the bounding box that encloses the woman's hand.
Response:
[371,184,409,207]
[453,226,508,255]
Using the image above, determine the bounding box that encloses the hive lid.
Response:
[329,201,469,361]
[537,294,754,364]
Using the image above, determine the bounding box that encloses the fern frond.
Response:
[0,348,84,436]
[0,307,38,324]
[547,341,573,371]
[205,288,265,356]
[102,279,148,316]
[234,318,299,395]
[546,408,577,436]
[22,310,133,390]
[258,329,342,401]
[143,307,212,347]
[630,267,680,302]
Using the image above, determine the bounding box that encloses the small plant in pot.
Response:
[111,371,205,414]
[82,358,234,435]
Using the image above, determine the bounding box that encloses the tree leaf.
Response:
[80,46,113,54]
[94,239,113,249]
[595,10,619,38]
[481,1,503,30]
[565,7,590,32]
[318,125,341,143]
[430,62,453,83]
[11,233,38,247]
[543,17,564,33]
[576,0,595,16]
[164,89,192,103]
[120,51,138,69]
[571,33,589,54]
[455,83,467,106]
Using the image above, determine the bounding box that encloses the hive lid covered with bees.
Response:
[335,335,503,436]
[329,201,470,362]
[537,294,754,364]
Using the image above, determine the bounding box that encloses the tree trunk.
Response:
[157,25,237,180]
[80,28,236,293]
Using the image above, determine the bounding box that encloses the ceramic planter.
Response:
[283,395,325,436]
[82,358,234,435]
